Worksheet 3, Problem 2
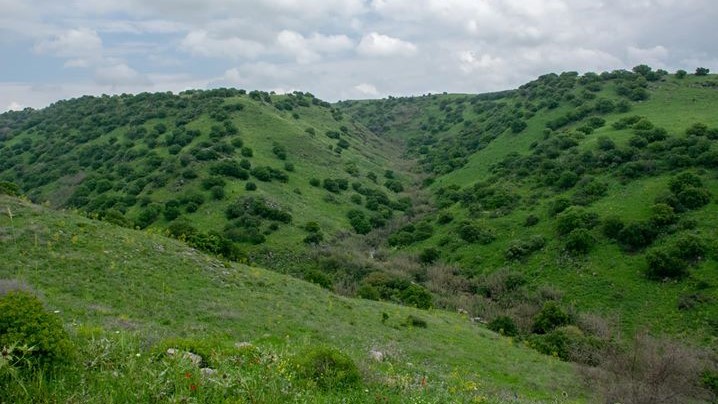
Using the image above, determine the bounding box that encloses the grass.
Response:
[0,195,588,402]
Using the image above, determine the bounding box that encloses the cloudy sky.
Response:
[1,0,716,111]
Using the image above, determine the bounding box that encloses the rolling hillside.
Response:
[1,66,717,402]
[339,68,718,341]
[0,89,412,255]
[0,195,586,403]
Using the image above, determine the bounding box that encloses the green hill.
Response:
[1,66,718,402]
[0,195,585,402]
[338,68,718,341]
[0,89,411,255]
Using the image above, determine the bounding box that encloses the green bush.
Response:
[602,215,624,239]
[555,207,599,236]
[564,228,595,254]
[458,222,496,244]
[528,326,601,365]
[404,315,428,328]
[292,346,361,390]
[645,247,689,280]
[0,181,20,196]
[488,316,519,337]
[419,247,440,264]
[532,301,572,334]
[0,291,74,370]
[618,221,656,251]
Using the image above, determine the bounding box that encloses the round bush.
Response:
[532,301,572,334]
[293,346,361,390]
[645,247,688,280]
[488,315,519,337]
[565,228,595,254]
[0,291,74,369]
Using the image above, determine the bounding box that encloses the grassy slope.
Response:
[340,74,718,340]
[0,195,587,402]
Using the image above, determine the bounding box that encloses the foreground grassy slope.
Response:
[340,69,718,341]
[0,195,586,402]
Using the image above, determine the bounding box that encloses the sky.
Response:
[1,0,717,111]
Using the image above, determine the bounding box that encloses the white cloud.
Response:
[627,45,669,67]
[276,30,352,63]
[223,68,243,85]
[34,28,102,59]
[180,30,265,59]
[357,32,417,57]
[354,83,379,96]
[94,63,151,86]
[458,51,503,73]
[6,101,25,111]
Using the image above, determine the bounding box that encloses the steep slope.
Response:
[0,89,413,256]
[0,195,587,402]
[339,68,718,341]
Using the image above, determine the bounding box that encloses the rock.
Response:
[166,348,203,367]
[457,308,468,315]
[369,350,384,362]
[200,367,217,377]
[235,341,253,349]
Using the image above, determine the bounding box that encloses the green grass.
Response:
[0,195,588,402]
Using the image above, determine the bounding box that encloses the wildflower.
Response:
[190,384,197,391]
[185,372,192,379]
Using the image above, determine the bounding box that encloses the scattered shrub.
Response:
[532,301,572,334]
[293,346,361,390]
[0,290,74,370]
[565,228,595,254]
[645,247,689,279]
[488,315,519,337]
[404,315,428,328]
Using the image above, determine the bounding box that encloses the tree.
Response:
[675,69,687,79]
[695,67,710,76]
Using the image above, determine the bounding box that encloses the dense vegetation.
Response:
[1,65,718,402]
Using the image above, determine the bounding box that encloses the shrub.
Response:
[210,185,225,200]
[505,235,546,260]
[400,285,433,309]
[0,181,20,196]
[0,291,74,369]
[309,178,320,187]
[645,247,689,279]
[524,214,539,227]
[602,215,624,239]
[458,222,495,244]
[695,67,710,76]
[565,228,595,254]
[488,315,519,337]
[245,182,257,191]
[293,346,361,390]
[618,221,656,251]
[405,315,428,328]
[528,326,601,365]
[240,147,253,157]
[673,233,707,263]
[419,247,440,264]
[555,207,599,236]
[649,203,677,227]
[303,232,324,244]
[532,301,572,334]
[347,209,371,235]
